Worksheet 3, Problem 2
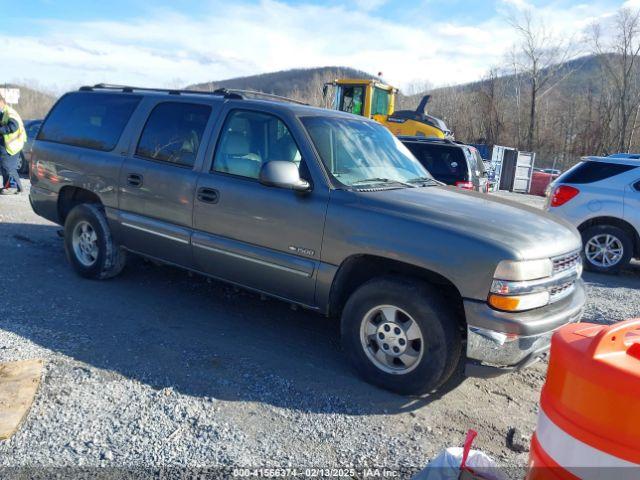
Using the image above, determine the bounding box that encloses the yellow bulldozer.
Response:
[323,79,453,139]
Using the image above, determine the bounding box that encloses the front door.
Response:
[118,100,213,266]
[192,108,330,306]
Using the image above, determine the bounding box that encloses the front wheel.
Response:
[64,204,127,279]
[341,277,462,395]
[581,225,632,274]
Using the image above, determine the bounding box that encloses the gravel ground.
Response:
[0,183,638,477]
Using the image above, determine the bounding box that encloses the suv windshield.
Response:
[302,116,430,187]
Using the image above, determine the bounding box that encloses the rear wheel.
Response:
[17,152,28,174]
[64,204,126,279]
[581,225,633,274]
[341,277,461,395]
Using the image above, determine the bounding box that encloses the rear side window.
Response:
[405,143,468,184]
[136,102,211,168]
[38,92,141,151]
[465,147,486,175]
[560,161,636,184]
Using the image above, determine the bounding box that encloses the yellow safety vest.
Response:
[1,105,26,155]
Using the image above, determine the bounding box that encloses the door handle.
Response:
[127,173,143,187]
[197,187,219,204]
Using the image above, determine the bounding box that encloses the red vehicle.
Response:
[530,170,558,196]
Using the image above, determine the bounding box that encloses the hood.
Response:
[358,186,581,260]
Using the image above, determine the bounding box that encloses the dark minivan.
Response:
[400,137,488,192]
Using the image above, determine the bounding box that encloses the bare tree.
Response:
[509,10,575,151]
[477,67,506,145]
[591,8,640,152]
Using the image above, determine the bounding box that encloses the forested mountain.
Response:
[189,66,378,106]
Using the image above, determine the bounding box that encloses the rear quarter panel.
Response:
[623,172,640,239]
[548,180,625,229]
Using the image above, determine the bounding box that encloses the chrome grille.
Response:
[552,251,581,274]
[549,250,581,304]
[549,281,575,302]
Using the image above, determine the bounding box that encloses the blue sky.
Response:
[3,0,637,92]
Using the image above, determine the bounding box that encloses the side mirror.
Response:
[259,161,311,192]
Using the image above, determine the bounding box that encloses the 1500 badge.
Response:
[288,245,315,256]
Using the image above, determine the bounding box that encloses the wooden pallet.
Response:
[0,359,44,440]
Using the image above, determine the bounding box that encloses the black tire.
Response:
[17,152,28,175]
[341,277,462,396]
[581,224,633,274]
[64,204,126,279]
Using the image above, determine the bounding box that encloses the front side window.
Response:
[339,86,364,116]
[213,110,302,179]
[371,87,390,116]
[38,92,141,151]
[136,102,211,168]
[302,116,429,187]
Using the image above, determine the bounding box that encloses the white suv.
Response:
[545,155,640,274]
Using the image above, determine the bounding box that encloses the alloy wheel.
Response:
[585,234,624,268]
[72,221,99,267]
[359,305,424,375]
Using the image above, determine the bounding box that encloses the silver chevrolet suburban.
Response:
[29,85,585,395]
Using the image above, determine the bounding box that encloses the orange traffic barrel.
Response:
[527,319,640,480]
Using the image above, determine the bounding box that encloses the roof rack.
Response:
[79,84,308,105]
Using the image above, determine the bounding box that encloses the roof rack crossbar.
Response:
[216,88,308,105]
[79,84,307,105]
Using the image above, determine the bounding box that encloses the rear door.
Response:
[117,99,216,266]
[192,107,330,306]
[513,151,535,193]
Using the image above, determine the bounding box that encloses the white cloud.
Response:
[0,0,632,93]
[501,0,533,10]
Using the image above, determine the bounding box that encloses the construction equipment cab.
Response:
[323,79,453,139]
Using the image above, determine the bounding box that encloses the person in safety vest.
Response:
[0,94,27,195]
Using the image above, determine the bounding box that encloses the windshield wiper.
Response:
[351,177,416,188]
[407,177,443,186]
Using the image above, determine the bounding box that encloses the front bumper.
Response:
[464,279,585,377]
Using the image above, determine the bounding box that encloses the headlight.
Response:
[493,259,553,281]
[488,291,550,311]
[489,258,553,312]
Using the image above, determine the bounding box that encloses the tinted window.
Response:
[559,161,637,184]
[39,92,141,151]
[213,110,302,179]
[404,143,468,184]
[136,102,211,168]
